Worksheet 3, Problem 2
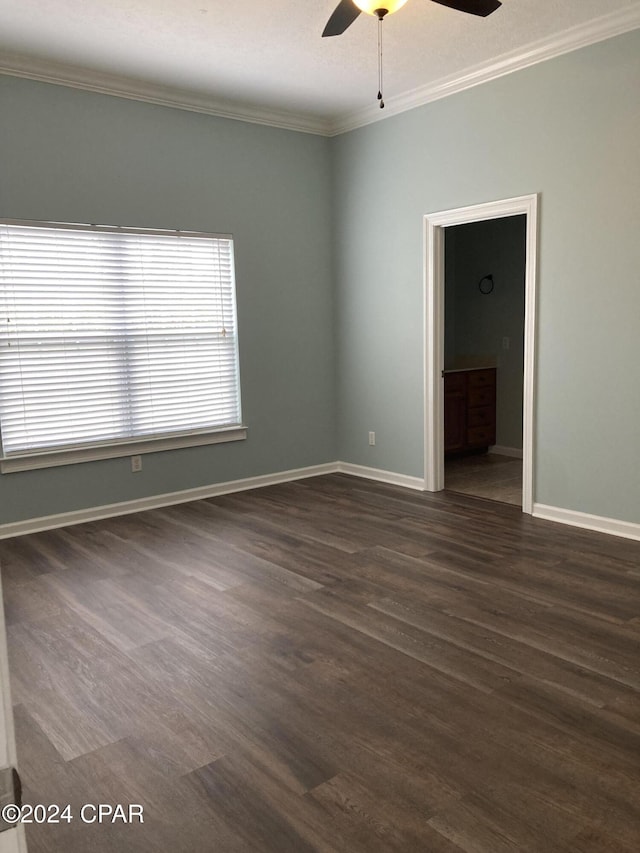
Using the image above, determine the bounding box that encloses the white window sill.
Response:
[0,426,248,473]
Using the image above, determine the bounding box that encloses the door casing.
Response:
[0,567,26,851]
[423,194,539,514]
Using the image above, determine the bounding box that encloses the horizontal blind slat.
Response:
[0,221,241,456]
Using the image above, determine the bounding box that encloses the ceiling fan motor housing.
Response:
[354,1,408,15]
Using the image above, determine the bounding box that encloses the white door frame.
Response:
[0,569,26,853]
[423,194,539,514]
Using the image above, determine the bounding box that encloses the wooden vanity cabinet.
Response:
[444,367,496,454]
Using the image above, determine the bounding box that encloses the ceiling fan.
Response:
[323,0,502,38]
[322,0,501,109]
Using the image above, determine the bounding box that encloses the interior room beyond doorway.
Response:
[443,215,526,507]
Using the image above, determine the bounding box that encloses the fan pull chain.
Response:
[377,13,384,109]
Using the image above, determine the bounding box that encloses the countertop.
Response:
[443,365,496,374]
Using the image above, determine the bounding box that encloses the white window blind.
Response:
[0,221,242,460]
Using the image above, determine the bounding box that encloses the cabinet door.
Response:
[444,394,467,453]
[444,389,466,452]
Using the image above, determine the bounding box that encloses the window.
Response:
[0,220,245,472]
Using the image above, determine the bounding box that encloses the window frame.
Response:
[0,219,247,473]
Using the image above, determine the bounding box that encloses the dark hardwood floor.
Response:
[1,474,639,852]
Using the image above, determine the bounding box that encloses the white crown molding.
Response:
[0,51,332,137]
[2,5,639,139]
[327,3,640,135]
[533,503,640,542]
[2,6,639,138]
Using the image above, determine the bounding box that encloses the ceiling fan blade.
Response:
[430,0,502,17]
[322,0,362,37]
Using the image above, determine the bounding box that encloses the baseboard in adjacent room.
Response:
[533,503,640,542]
[489,446,523,459]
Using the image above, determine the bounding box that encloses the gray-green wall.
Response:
[2,27,640,528]
[333,29,640,524]
[445,216,526,450]
[0,78,335,524]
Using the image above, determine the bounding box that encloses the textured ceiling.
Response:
[1,0,639,130]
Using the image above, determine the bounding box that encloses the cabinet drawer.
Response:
[468,369,495,389]
[468,386,495,408]
[468,406,494,428]
[467,426,495,447]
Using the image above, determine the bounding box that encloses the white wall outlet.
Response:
[368,431,376,446]
[502,336,510,350]
[131,455,142,473]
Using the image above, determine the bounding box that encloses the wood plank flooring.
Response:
[1,474,639,852]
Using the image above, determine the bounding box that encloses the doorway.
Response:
[443,215,526,506]
[423,195,538,514]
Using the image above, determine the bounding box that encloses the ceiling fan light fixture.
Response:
[353,0,409,16]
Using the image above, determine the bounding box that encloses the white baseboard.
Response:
[0,462,339,539]
[0,459,423,540]
[533,503,640,542]
[2,462,637,544]
[489,446,523,459]
[336,461,424,491]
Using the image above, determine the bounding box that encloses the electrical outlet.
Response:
[502,336,510,350]
[131,455,142,473]
[368,431,376,446]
